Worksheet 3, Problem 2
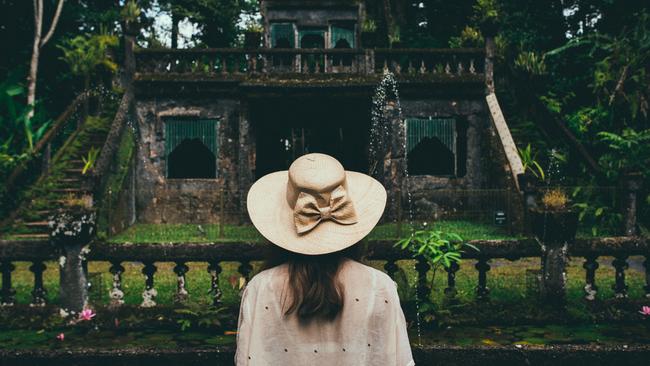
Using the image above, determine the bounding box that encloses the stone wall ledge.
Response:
[1,237,647,261]
[1,343,650,366]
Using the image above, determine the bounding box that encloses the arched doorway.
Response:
[167,138,216,179]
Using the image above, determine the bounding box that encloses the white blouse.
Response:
[235,258,415,365]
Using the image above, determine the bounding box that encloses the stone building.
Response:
[130,0,522,226]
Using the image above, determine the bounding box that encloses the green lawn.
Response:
[106,220,521,243]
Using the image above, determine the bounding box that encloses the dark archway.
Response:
[300,34,325,48]
[333,39,352,66]
[167,138,216,179]
[407,137,455,176]
[273,38,293,67]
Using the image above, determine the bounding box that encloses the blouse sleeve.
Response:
[235,280,256,366]
[389,280,415,366]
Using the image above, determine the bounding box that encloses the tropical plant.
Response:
[449,26,484,48]
[518,143,545,181]
[472,0,499,32]
[174,305,228,331]
[362,18,377,33]
[571,186,621,237]
[514,51,547,76]
[395,228,477,323]
[0,73,51,172]
[57,32,119,89]
[120,0,141,23]
[81,147,99,175]
[389,26,401,45]
[243,18,263,33]
[598,128,650,178]
[541,188,568,211]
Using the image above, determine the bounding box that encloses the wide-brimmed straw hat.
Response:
[247,153,387,255]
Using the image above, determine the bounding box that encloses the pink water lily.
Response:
[56,333,65,341]
[640,306,650,316]
[79,308,96,321]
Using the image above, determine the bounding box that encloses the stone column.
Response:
[238,101,254,224]
[49,210,96,316]
[381,99,406,222]
[533,211,577,307]
[484,36,496,94]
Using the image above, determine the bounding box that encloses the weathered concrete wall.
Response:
[399,98,519,222]
[133,98,241,224]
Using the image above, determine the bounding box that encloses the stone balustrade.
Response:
[0,236,648,310]
[134,48,485,80]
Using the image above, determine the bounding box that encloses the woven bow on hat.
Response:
[293,185,358,234]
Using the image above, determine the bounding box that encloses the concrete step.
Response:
[52,188,84,194]
[8,233,49,239]
[59,178,82,184]
[24,221,49,228]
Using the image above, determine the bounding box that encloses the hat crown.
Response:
[288,153,346,193]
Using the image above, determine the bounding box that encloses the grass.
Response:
[106,220,520,243]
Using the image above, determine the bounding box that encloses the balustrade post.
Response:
[50,210,95,315]
[384,260,399,280]
[173,261,190,304]
[612,255,629,299]
[537,230,569,308]
[583,255,599,301]
[0,261,16,306]
[208,261,223,306]
[238,260,253,297]
[444,261,460,301]
[475,258,491,301]
[141,262,158,308]
[109,261,125,308]
[415,256,431,301]
[29,261,47,307]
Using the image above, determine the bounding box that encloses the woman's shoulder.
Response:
[246,264,288,290]
[341,259,396,291]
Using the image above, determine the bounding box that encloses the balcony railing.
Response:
[134,48,485,79]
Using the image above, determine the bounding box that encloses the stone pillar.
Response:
[382,99,406,222]
[49,210,96,315]
[484,36,496,94]
[533,211,577,307]
[238,101,254,224]
[539,239,568,306]
[620,172,642,236]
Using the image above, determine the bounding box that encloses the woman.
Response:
[236,153,414,365]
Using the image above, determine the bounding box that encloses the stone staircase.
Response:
[4,121,109,240]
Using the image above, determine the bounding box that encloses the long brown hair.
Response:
[263,244,361,321]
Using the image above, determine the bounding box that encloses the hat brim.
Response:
[247,171,387,255]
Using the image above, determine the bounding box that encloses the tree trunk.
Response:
[27,0,44,118]
[27,0,65,119]
[171,10,180,49]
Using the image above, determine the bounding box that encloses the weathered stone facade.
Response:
[130,93,518,225]
[133,98,243,224]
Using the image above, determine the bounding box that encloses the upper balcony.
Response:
[134,47,487,96]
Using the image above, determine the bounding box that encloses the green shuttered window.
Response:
[331,25,355,48]
[165,118,219,178]
[270,23,295,48]
[406,117,458,176]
